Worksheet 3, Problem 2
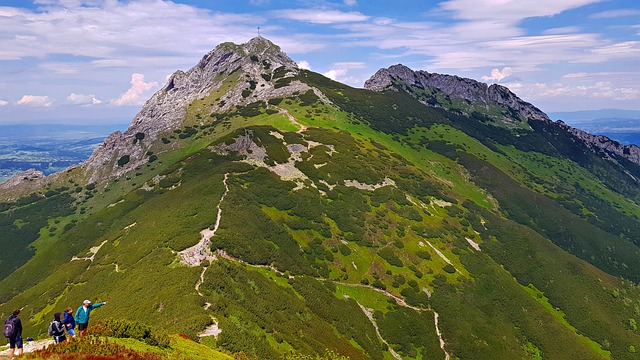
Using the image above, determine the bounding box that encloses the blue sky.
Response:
[0,0,639,125]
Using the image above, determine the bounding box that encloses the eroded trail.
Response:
[434,311,451,360]
[356,302,403,360]
[187,174,231,339]
[278,107,307,133]
[71,239,108,262]
[180,173,229,267]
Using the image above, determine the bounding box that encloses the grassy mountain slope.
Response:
[1,39,640,359]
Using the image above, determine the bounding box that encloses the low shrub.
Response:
[88,318,170,348]
[26,336,163,360]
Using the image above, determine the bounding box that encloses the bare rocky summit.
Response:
[82,36,314,183]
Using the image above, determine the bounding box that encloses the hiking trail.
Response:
[179,173,229,267]
[355,302,402,360]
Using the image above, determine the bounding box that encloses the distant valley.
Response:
[0,123,127,182]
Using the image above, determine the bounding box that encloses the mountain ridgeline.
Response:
[1,37,640,360]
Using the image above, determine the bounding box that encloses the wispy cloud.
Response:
[517,81,640,101]
[0,100,8,106]
[543,26,581,35]
[590,9,640,19]
[112,73,158,106]
[272,9,369,24]
[437,0,600,22]
[0,1,264,63]
[16,95,53,107]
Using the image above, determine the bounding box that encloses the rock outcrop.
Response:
[0,169,45,190]
[556,120,640,165]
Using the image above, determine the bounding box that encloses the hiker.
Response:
[3,309,23,360]
[62,307,76,338]
[49,312,66,344]
[75,299,107,337]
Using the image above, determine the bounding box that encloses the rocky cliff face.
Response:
[364,64,551,122]
[81,36,311,183]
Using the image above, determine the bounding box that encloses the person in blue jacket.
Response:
[62,307,76,339]
[75,299,107,337]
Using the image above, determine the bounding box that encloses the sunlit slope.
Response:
[1,66,640,359]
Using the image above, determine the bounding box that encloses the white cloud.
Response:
[91,59,128,68]
[344,0,358,6]
[521,81,640,101]
[561,71,636,79]
[0,2,264,62]
[0,100,8,106]
[273,9,369,24]
[323,62,367,82]
[438,0,600,22]
[590,9,640,19]
[543,26,581,35]
[39,62,81,74]
[324,69,348,80]
[297,60,311,70]
[112,73,158,106]
[16,95,53,107]
[482,67,512,82]
[591,41,640,57]
[562,72,589,79]
[67,93,101,105]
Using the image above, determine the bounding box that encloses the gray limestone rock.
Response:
[81,37,310,183]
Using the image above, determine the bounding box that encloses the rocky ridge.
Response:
[365,64,640,166]
[557,121,640,167]
[364,64,550,122]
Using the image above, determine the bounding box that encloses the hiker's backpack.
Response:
[3,317,16,338]
[47,321,58,336]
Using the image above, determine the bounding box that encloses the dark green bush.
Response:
[117,155,130,167]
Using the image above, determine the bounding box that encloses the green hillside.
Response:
[1,38,640,359]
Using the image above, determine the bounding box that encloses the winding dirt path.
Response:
[0,339,54,357]
[434,311,451,360]
[356,303,402,360]
[277,107,307,133]
[179,173,229,267]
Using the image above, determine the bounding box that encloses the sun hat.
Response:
[83,300,91,305]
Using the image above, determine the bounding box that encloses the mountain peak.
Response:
[364,64,550,123]
[244,36,282,54]
[81,37,304,182]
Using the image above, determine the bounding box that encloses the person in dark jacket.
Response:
[75,299,107,337]
[50,312,66,344]
[5,309,22,360]
[62,307,76,339]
